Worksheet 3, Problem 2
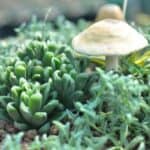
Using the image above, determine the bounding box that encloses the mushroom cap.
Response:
[96,4,124,20]
[72,19,148,56]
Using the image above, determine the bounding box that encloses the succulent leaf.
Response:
[29,91,42,114]
[38,122,50,134]
[14,121,29,130]
[20,91,29,105]
[7,102,22,122]
[43,51,54,66]
[43,99,59,113]
[14,65,26,78]
[20,102,32,123]
[32,112,47,126]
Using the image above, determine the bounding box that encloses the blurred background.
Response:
[0,0,150,38]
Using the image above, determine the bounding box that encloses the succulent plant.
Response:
[0,39,97,131]
[6,78,63,131]
[52,70,98,108]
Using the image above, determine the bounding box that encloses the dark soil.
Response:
[0,120,18,142]
[0,120,59,147]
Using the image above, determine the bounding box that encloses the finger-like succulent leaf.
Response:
[29,92,42,113]
[41,78,52,104]
[32,112,47,126]
[70,91,84,102]
[14,65,26,78]
[51,57,61,69]
[43,67,53,81]
[32,74,41,80]
[9,72,17,85]
[38,122,50,134]
[43,51,54,66]
[11,86,21,100]
[14,121,29,130]
[0,96,13,107]
[20,102,32,123]
[33,66,43,75]
[76,73,89,90]
[62,74,75,94]
[6,102,22,122]
[20,92,29,105]
[43,99,59,113]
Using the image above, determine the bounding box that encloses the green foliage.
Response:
[6,78,63,130]
[0,40,17,66]
[15,16,90,44]
[0,17,150,149]
[0,16,90,67]
[72,69,149,149]
[1,68,150,149]
[121,25,150,79]
[0,19,96,131]
[1,132,24,150]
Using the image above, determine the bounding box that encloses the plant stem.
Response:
[123,0,128,19]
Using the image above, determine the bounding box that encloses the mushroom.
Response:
[72,19,148,71]
[96,4,124,21]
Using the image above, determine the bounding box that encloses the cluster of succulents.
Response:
[15,16,90,45]
[4,41,74,84]
[2,68,150,149]
[0,38,97,131]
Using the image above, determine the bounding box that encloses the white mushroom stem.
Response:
[106,55,119,71]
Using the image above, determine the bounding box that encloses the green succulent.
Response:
[5,78,63,132]
[0,39,97,131]
[53,70,98,108]
[3,41,73,84]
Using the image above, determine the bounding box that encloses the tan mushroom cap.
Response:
[96,4,124,20]
[72,19,148,56]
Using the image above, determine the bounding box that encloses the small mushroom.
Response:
[96,4,124,21]
[72,19,148,71]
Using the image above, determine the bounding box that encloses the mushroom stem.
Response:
[106,55,119,71]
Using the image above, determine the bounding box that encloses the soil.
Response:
[0,120,18,142]
[0,120,59,148]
